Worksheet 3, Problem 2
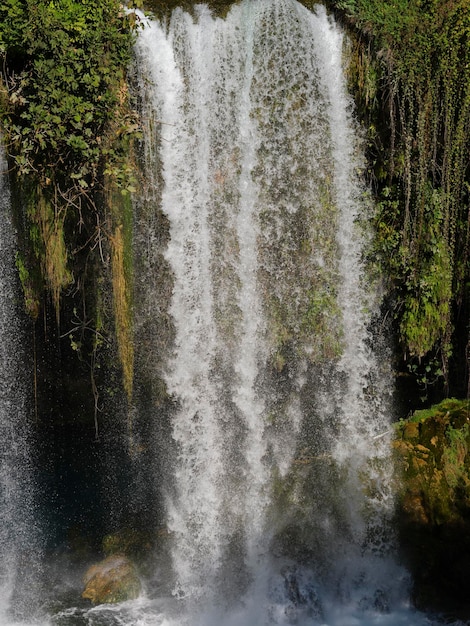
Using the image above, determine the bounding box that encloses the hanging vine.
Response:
[332,0,470,397]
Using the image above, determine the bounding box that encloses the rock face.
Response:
[82,555,141,604]
[102,528,153,559]
[394,398,470,613]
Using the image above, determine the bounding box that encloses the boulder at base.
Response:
[82,555,141,604]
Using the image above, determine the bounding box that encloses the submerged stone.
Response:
[82,555,141,605]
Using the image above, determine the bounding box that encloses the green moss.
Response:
[394,396,470,607]
[408,398,470,425]
[395,398,470,525]
[15,251,41,319]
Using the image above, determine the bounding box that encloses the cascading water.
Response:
[0,142,41,624]
[131,2,437,624]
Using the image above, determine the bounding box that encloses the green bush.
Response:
[333,0,470,391]
[0,0,135,190]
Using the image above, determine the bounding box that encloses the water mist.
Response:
[0,142,41,624]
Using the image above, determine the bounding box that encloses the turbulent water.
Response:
[0,2,467,626]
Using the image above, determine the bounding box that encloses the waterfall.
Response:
[0,141,41,623]
[132,1,422,624]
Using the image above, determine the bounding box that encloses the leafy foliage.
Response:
[332,0,470,394]
[0,0,135,190]
[0,0,138,405]
[0,0,137,306]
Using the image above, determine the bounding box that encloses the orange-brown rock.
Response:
[82,555,141,605]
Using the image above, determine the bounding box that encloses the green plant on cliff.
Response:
[0,0,135,190]
[0,0,139,404]
[334,0,470,394]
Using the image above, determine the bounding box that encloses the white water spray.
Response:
[0,142,41,625]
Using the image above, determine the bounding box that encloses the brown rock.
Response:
[402,490,429,525]
[82,555,141,605]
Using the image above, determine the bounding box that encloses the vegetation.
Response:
[0,0,136,192]
[327,0,470,398]
[0,0,139,405]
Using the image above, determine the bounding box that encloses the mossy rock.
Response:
[394,398,470,612]
[82,555,141,605]
[395,398,470,524]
